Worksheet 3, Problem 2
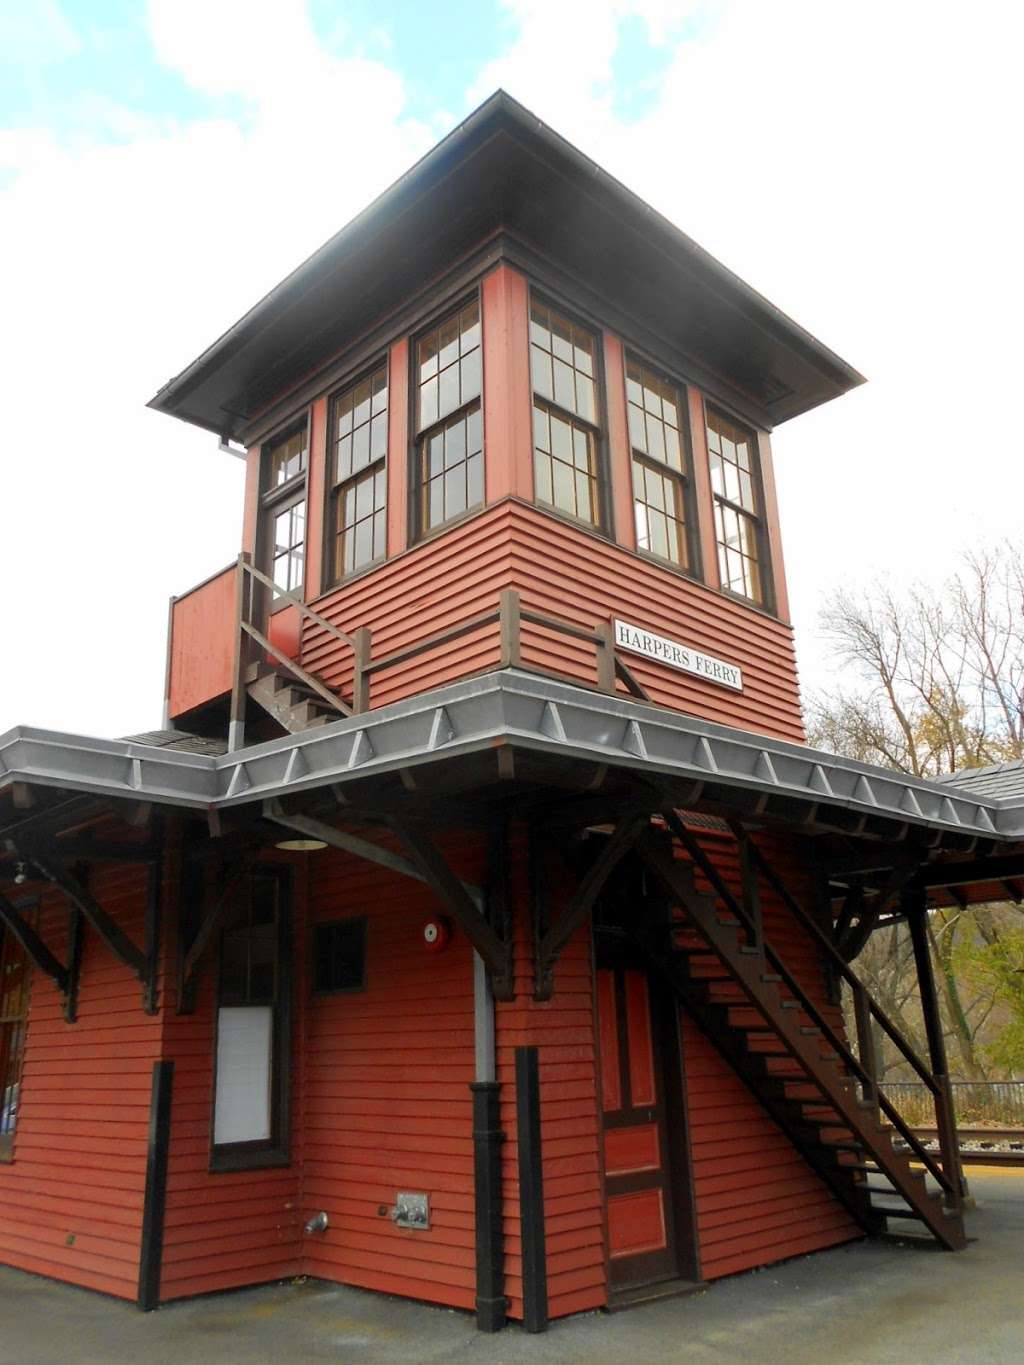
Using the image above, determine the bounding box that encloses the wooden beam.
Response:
[534,810,650,999]
[15,839,147,981]
[0,889,68,993]
[385,818,510,988]
[181,857,254,987]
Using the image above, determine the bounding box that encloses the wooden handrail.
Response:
[227,566,655,747]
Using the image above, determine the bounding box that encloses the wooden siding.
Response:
[300,498,804,742]
[301,504,510,712]
[496,833,607,1322]
[0,866,159,1300]
[167,566,236,719]
[679,830,860,1280]
[301,839,480,1311]
[507,502,805,741]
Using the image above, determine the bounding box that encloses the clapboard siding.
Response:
[301,506,510,710]
[506,501,804,741]
[298,498,803,742]
[301,839,479,1310]
[496,832,607,1322]
[0,865,159,1300]
[679,830,859,1281]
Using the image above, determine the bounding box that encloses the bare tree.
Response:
[808,543,1024,1081]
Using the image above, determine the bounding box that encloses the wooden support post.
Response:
[853,985,878,1105]
[594,620,616,695]
[137,1060,174,1311]
[730,822,764,951]
[350,625,372,714]
[64,908,84,1024]
[516,1047,548,1334]
[228,551,250,753]
[905,888,966,1209]
[499,589,522,669]
[143,859,162,1015]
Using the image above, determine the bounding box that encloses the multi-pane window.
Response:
[262,423,308,599]
[0,919,32,1162]
[330,364,388,580]
[213,871,290,1166]
[626,356,691,569]
[271,501,305,594]
[530,299,601,525]
[707,407,766,604]
[267,428,307,488]
[415,300,483,534]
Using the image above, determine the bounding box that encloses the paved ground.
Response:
[1,1167,1021,1364]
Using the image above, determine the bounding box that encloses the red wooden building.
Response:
[2,93,1022,1330]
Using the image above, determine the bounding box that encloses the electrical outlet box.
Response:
[394,1192,429,1230]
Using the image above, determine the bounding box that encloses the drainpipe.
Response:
[471,922,505,1331]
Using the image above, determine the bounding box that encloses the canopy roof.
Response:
[148,91,864,442]
[2,671,1021,843]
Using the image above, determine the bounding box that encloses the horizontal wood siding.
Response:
[301,839,480,1310]
[158,853,305,1302]
[301,506,510,711]
[300,498,803,742]
[0,866,159,1299]
[507,502,805,741]
[168,566,236,719]
[496,833,606,1322]
[679,830,859,1280]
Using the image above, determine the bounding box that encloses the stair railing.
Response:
[750,844,964,1211]
[229,552,371,750]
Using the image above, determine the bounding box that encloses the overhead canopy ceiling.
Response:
[148,91,864,443]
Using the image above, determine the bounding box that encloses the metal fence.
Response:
[882,1080,1024,1128]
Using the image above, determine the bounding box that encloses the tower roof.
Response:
[148,91,862,444]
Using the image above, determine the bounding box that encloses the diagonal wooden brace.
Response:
[386,818,514,999]
[533,809,651,1000]
[13,839,147,982]
[0,889,69,995]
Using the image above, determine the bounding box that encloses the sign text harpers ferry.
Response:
[613,619,744,692]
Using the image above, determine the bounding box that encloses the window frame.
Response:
[209,867,292,1174]
[323,358,390,590]
[704,402,774,611]
[528,289,612,536]
[408,291,485,543]
[258,413,311,615]
[622,349,700,579]
[0,902,36,1164]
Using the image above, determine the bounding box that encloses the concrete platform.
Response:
[1,1168,1021,1364]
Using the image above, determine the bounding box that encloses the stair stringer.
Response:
[633,833,967,1252]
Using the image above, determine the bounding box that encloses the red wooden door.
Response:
[597,964,679,1290]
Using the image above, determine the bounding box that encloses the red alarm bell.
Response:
[422,916,452,953]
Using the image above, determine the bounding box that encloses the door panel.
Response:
[597,964,678,1289]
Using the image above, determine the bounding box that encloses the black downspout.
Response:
[471,1080,506,1331]
[137,1059,174,1311]
[516,1046,548,1333]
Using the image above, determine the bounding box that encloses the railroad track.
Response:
[906,1126,1024,1167]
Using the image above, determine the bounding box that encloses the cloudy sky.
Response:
[1,0,1021,739]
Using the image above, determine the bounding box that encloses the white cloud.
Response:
[0,2,435,738]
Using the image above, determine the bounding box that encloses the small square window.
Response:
[312,919,367,994]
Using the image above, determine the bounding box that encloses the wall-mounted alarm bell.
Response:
[422,917,452,953]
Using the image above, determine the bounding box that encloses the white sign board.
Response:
[613,619,743,692]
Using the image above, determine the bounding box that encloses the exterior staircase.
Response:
[631,832,967,1252]
[246,667,341,734]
